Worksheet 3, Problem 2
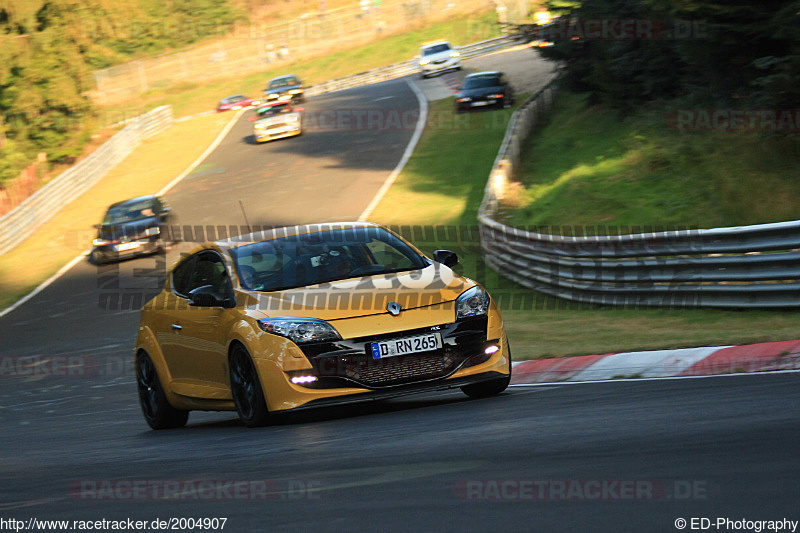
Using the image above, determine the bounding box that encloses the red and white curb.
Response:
[511,340,800,384]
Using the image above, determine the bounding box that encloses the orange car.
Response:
[135,222,511,429]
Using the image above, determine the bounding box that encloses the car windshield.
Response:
[222,95,247,104]
[463,75,500,90]
[230,227,428,291]
[268,77,299,89]
[256,103,292,117]
[102,200,157,225]
[422,44,450,56]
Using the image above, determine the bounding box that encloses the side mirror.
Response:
[294,106,304,113]
[93,223,102,230]
[433,249,459,268]
[248,116,257,122]
[188,285,224,307]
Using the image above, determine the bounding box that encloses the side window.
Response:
[172,256,196,298]
[188,252,232,297]
[365,239,416,270]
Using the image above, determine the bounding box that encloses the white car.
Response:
[419,40,461,78]
[250,101,303,143]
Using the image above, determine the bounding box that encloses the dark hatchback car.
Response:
[91,195,173,264]
[263,74,305,103]
[455,71,514,112]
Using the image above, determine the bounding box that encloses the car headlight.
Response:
[420,59,430,65]
[456,286,490,320]
[93,238,110,246]
[450,51,460,58]
[267,93,279,98]
[456,97,471,102]
[288,89,302,94]
[254,123,265,129]
[144,227,160,236]
[257,317,341,343]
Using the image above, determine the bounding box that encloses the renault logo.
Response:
[387,302,402,316]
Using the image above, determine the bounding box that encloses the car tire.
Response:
[136,351,189,430]
[229,344,270,427]
[89,249,104,265]
[460,343,511,399]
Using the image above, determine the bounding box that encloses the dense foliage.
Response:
[540,0,800,108]
[0,0,242,185]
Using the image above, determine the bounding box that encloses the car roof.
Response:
[269,74,299,81]
[108,195,157,209]
[465,71,502,78]
[215,221,383,250]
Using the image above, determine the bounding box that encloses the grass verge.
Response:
[368,98,800,359]
[0,112,235,312]
[503,91,800,231]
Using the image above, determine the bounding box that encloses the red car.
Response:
[216,95,262,113]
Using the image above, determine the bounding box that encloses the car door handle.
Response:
[171,324,182,331]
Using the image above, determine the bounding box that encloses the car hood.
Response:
[254,113,299,125]
[97,217,159,241]
[243,264,475,321]
[457,85,504,98]
[423,50,455,62]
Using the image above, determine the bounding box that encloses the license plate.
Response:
[471,101,491,107]
[370,332,442,359]
[114,242,139,252]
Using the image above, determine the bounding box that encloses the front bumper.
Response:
[456,97,502,111]
[254,123,302,142]
[253,314,511,412]
[421,57,461,75]
[264,92,304,103]
[92,237,161,263]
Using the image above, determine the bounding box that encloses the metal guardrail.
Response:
[478,82,800,308]
[0,106,174,256]
[306,35,520,97]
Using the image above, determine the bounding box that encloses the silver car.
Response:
[250,102,303,143]
[419,40,461,78]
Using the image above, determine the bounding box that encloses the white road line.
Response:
[157,108,246,196]
[0,110,244,319]
[0,253,87,319]
[358,79,428,221]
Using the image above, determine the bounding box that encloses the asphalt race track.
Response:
[1,374,798,531]
[1,73,798,531]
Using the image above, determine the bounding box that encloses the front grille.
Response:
[299,316,490,389]
[267,122,288,130]
[340,353,456,387]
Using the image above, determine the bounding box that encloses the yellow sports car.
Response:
[135,222,511,429]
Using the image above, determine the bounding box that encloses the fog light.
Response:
[484,345,500,355]
[291,375,318,384]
